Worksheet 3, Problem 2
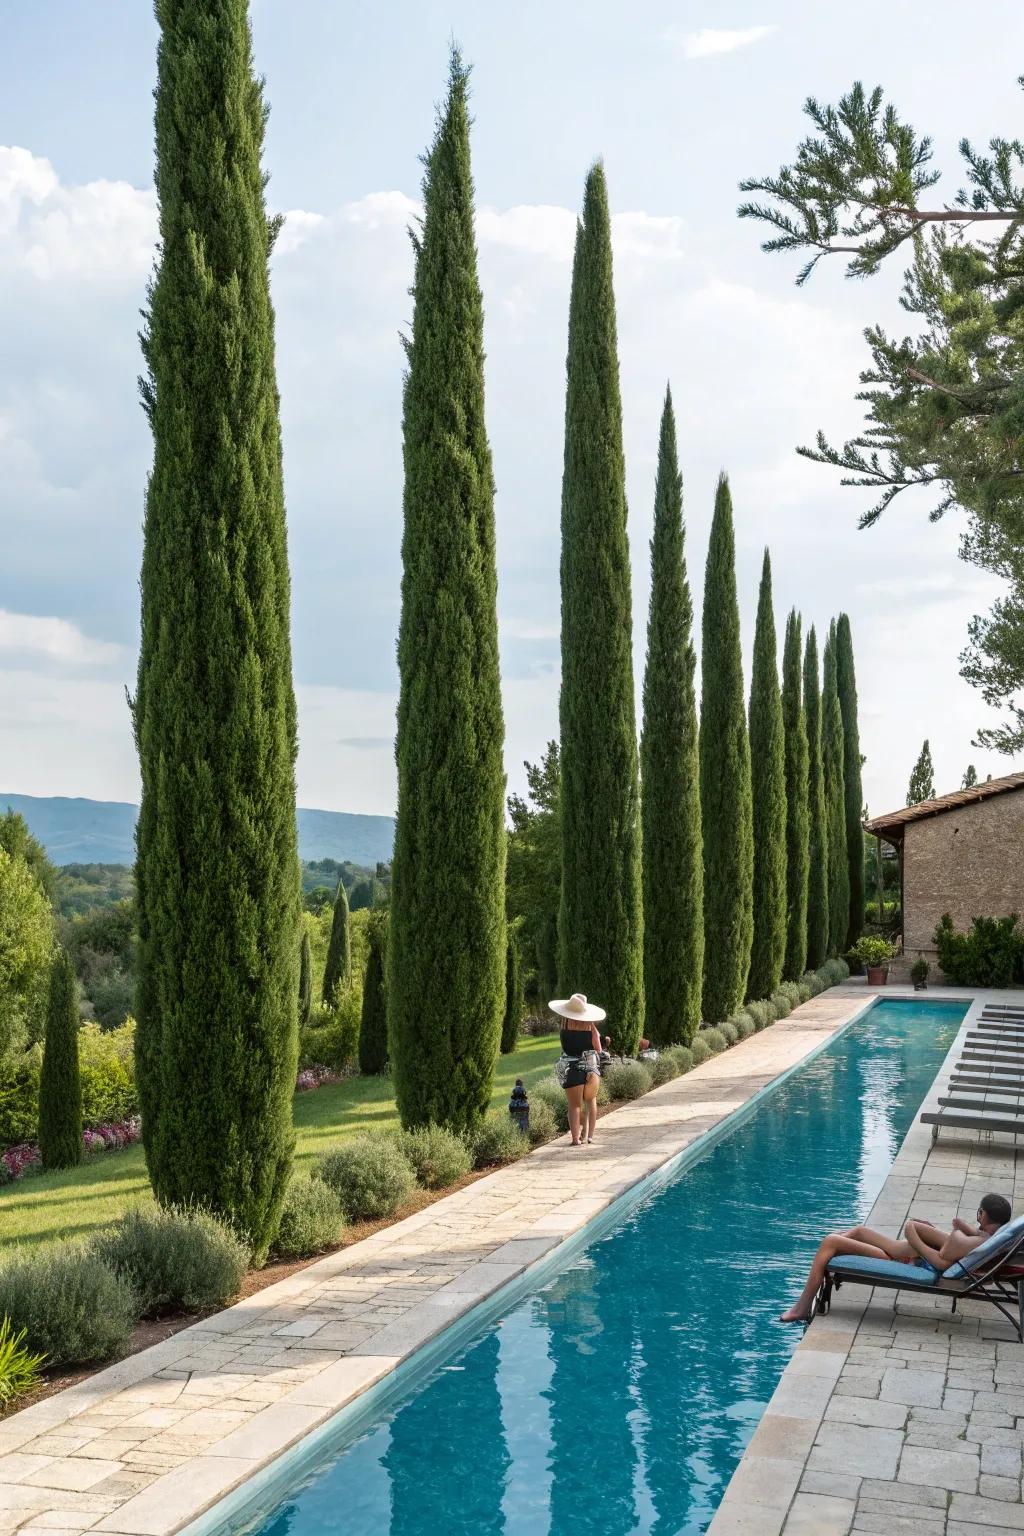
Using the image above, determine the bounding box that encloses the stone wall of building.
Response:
[902,787,1024,958]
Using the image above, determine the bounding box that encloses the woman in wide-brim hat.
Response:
[550,993,606,1146]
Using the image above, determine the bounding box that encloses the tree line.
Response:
[128,17,866,1253]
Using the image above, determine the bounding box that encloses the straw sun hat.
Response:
[548,992,606,1023]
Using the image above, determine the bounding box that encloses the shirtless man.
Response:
[779,1192,1012,1323]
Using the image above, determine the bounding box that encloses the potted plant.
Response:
[850,935,897,986]
[911,957,930,991]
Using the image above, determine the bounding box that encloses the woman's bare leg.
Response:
[565,1085,584,1144]
[583,1075,599,1141]
[780,1234,891,1322]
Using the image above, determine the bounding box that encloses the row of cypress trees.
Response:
[131,15,868,1242]
[551,162,866,1043]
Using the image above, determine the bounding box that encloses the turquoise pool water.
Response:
[250,998,964,1536]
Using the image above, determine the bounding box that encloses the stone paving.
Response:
[0,985,868,1536]
[709,989,1024,1536]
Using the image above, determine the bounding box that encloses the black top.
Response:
[560,1025,593,1058]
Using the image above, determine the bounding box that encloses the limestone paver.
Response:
[1,984,870,1535]
[708,987,1024,1536]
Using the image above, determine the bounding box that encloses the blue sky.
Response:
[3,1,1023,816]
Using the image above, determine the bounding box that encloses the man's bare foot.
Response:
[778,1304,810,1323]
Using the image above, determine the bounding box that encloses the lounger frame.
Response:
[816,1231,1024,1341]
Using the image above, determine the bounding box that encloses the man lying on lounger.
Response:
[779,1192,1012,1323]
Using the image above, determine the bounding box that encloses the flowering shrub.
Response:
[295,1063,344,1092]
[1,1143,41,1181]
[1,1117,140,1183]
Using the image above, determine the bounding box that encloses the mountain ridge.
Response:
[0,792,395,868]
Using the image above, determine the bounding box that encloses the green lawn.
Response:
[0,1035,560,1250]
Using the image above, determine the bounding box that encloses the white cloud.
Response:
[342,190,419,230]
[612,211,685,265]
[478,203,575,261]
[0,611,124,667]
[668,25,778,59]
[276,209,326,256]
[0,146,156,279]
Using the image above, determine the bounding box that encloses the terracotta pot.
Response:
[866,964,889,985]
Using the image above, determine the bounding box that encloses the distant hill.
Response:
[0,792,395,868]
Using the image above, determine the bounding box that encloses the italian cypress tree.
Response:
[640,387,703,1046]
[322,880,351,1006]
[558,163,644,1053]
[781,611,809,981]
[962,763,978,789]
[500,932,524,1054]
[836,614,865,947]
[133,0,300,1253]
[907,740,936,804]
[298,929,312,1027]
[358,913,388,1076]
[747,550,787,1001]
[803,627,829,969]
[389,53,506,1133]
[822,623,850,955]
[38,950,82,1171]
[699,475,754,1022]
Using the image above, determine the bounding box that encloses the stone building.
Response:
[863,771,1024,963]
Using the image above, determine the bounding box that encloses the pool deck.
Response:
[709,987,1024,1536]
[0,983,874,1536]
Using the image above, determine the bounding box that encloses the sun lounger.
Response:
[965,1035,1024,1051]
[922,1105,1024,1142]
[938,1095,1024,1114]
[815,1215,1024,1341]
[950,1076,1024,1096]
[960,1050,1024,1067]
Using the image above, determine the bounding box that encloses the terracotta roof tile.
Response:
[863,770,1024,836]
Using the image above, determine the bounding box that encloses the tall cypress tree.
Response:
[907,740,936,804]
[500,932,523,1055]
[133,0,300,1253]
[389,53,506,1133]
[298,928,312,1027]
[699,475,754,1022]
[781,611,809,981]
[747,550,787,1001]
[822,622,850,955]
[836,614,865,948]
[38,950,82,1171]
[803,627,829,969]
[640,387,703,1046]
[558,163,644,1053]
[358,913,388,1076]
[322,880,351,1006]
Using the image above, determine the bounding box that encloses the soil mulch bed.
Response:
[2,1110,617,1422]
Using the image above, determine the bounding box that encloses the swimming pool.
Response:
[241,998,964,1536]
